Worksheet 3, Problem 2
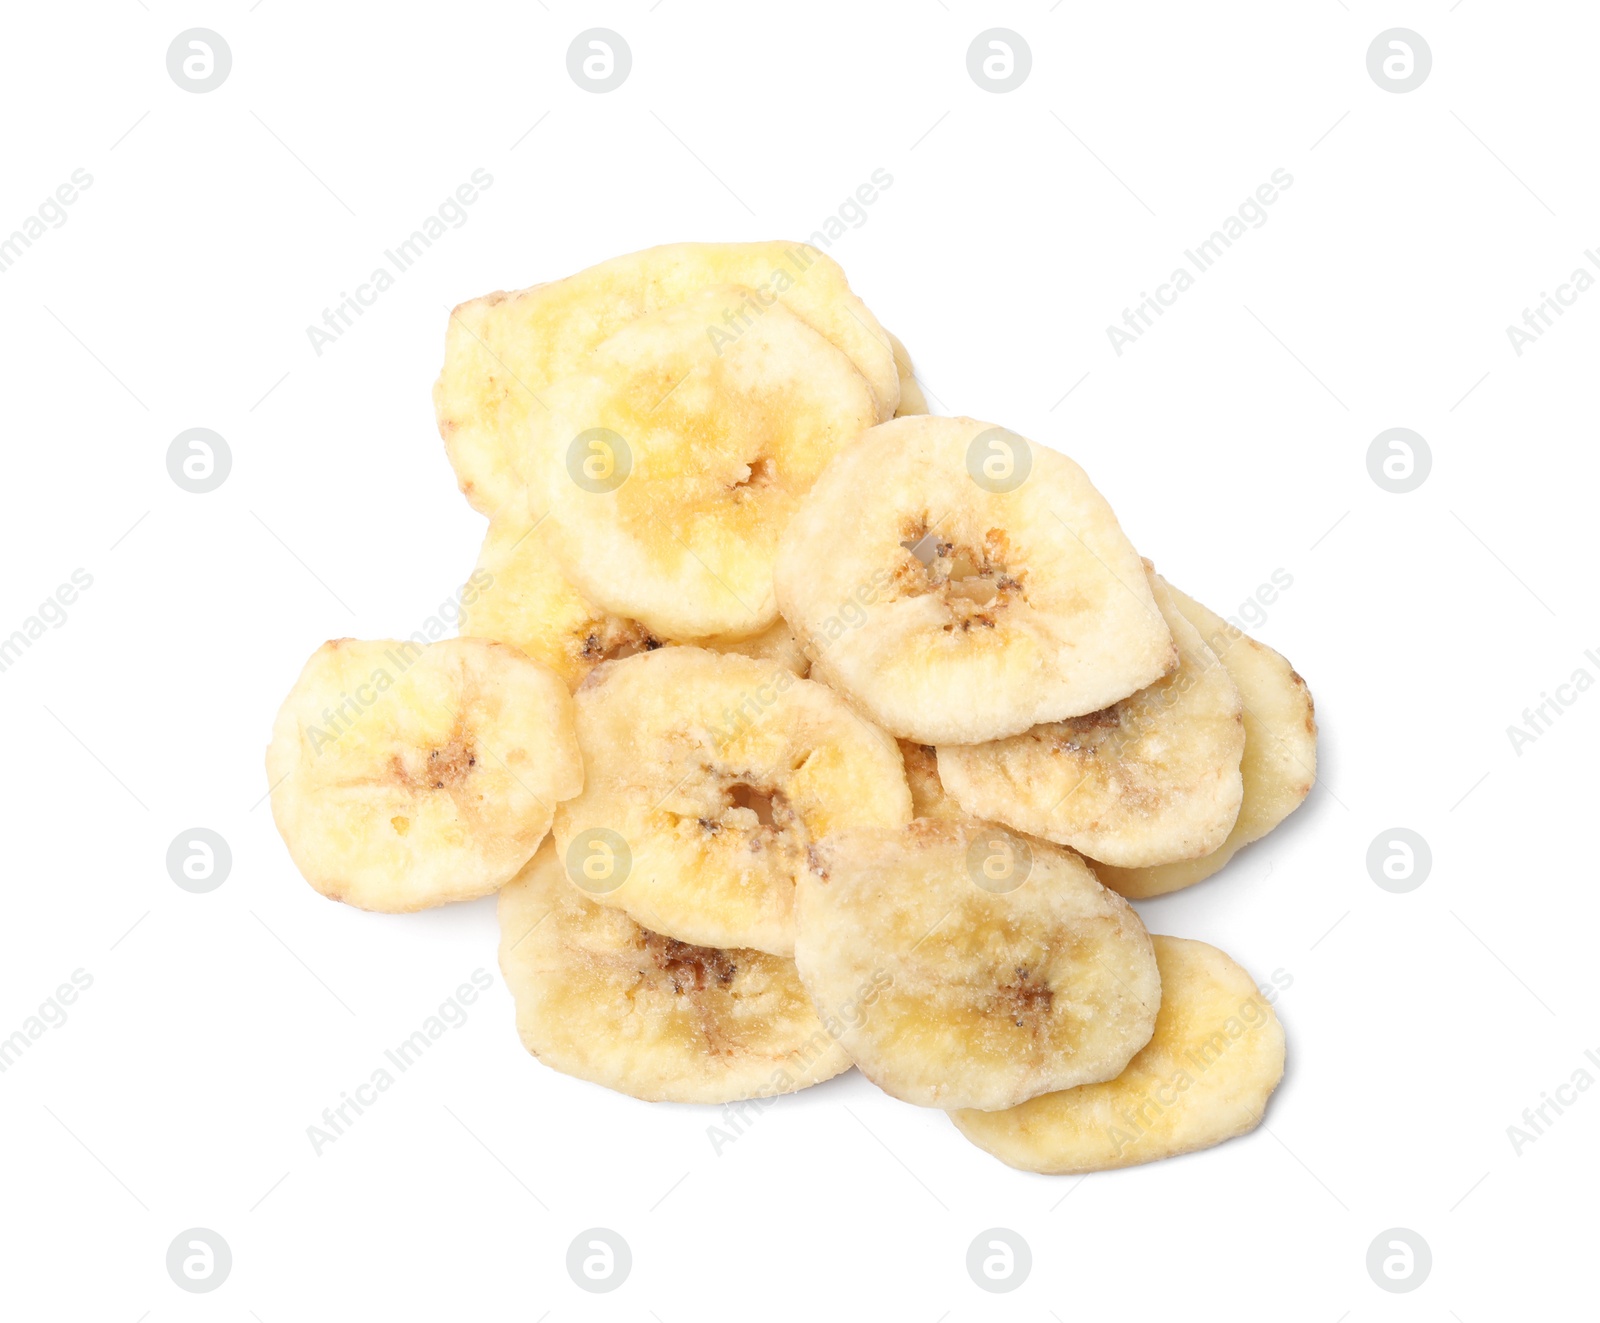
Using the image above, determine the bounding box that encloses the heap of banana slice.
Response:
[266,242,1316,1175]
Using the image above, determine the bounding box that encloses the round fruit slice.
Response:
[1095,583,1316,899]
[888,330,929,416]
[528,286,881,640]
[793,820,1160,1111]
[266,637,582,911]
[499,842,850,1103]
[936,567,1245,868]
[951,936,1286,1172]
[775,416,1175,745]
[459,509,808,690]
[552,647,912,956]
[435,241,899,515]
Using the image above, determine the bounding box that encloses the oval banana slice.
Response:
[528,286,881,640]
[887,330,929,417]
[499,842,850,1103]
[266,637,582,911]
[951,936,1286,1172]
[936,568,1245,868]
[775,416,1176,745]
[460,509,808,690]
[553,647,912,956]
[1095,584,1316,899]
[435,241,899,515]
[793,820,1160,1111]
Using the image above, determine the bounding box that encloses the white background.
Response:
[1,2,1593,1318]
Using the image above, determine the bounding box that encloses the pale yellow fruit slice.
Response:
[951,936,1285,1171]
[888,331,929,416]
[499,842,850,1103]
[435,241,898,515]
[553,647,912,956]
[528,286,880,640]
[266,637,582,911]
[459,509,808,690]
[1095,584,1316,899]
[776,416,1175,745]
[936,567,1245,867]
[793,820,1159,1111]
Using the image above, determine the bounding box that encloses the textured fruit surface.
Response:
[952,936,1285,1171]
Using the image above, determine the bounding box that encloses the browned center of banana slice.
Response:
[499,843,850,1104]
[936,568,1246,868]
[527,286,881,641]
[793,820,1160,1111]
[951,936,1286,1172]
[775,415,1176,745]
[551,647,912,956]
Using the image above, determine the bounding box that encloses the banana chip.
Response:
[776,416,1175,745]
[951,936,1285,1171]
[1095,585,1316,899]
[499,843,850,1103]
[888,331,929,416]
[936,568,1245,868]
[435,241,899,515]
[266,638,582,911]
[553,647,912,957]
[528,287,881,640]
[460,509,808,689]
[794,820,1160,1111]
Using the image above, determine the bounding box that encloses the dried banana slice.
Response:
[459,509,807,690]
[553,647,912,956]
[793,820,1159,1111]
[1095,585,1316,899]
[528,287,880,640]
[951,936,1285,1171]
[499,842,850,1103]
[888,330,929,416]
[936,568,1245,868]
[775,416,1175,745]
[266,637,582,911]
[435,241,899,515]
